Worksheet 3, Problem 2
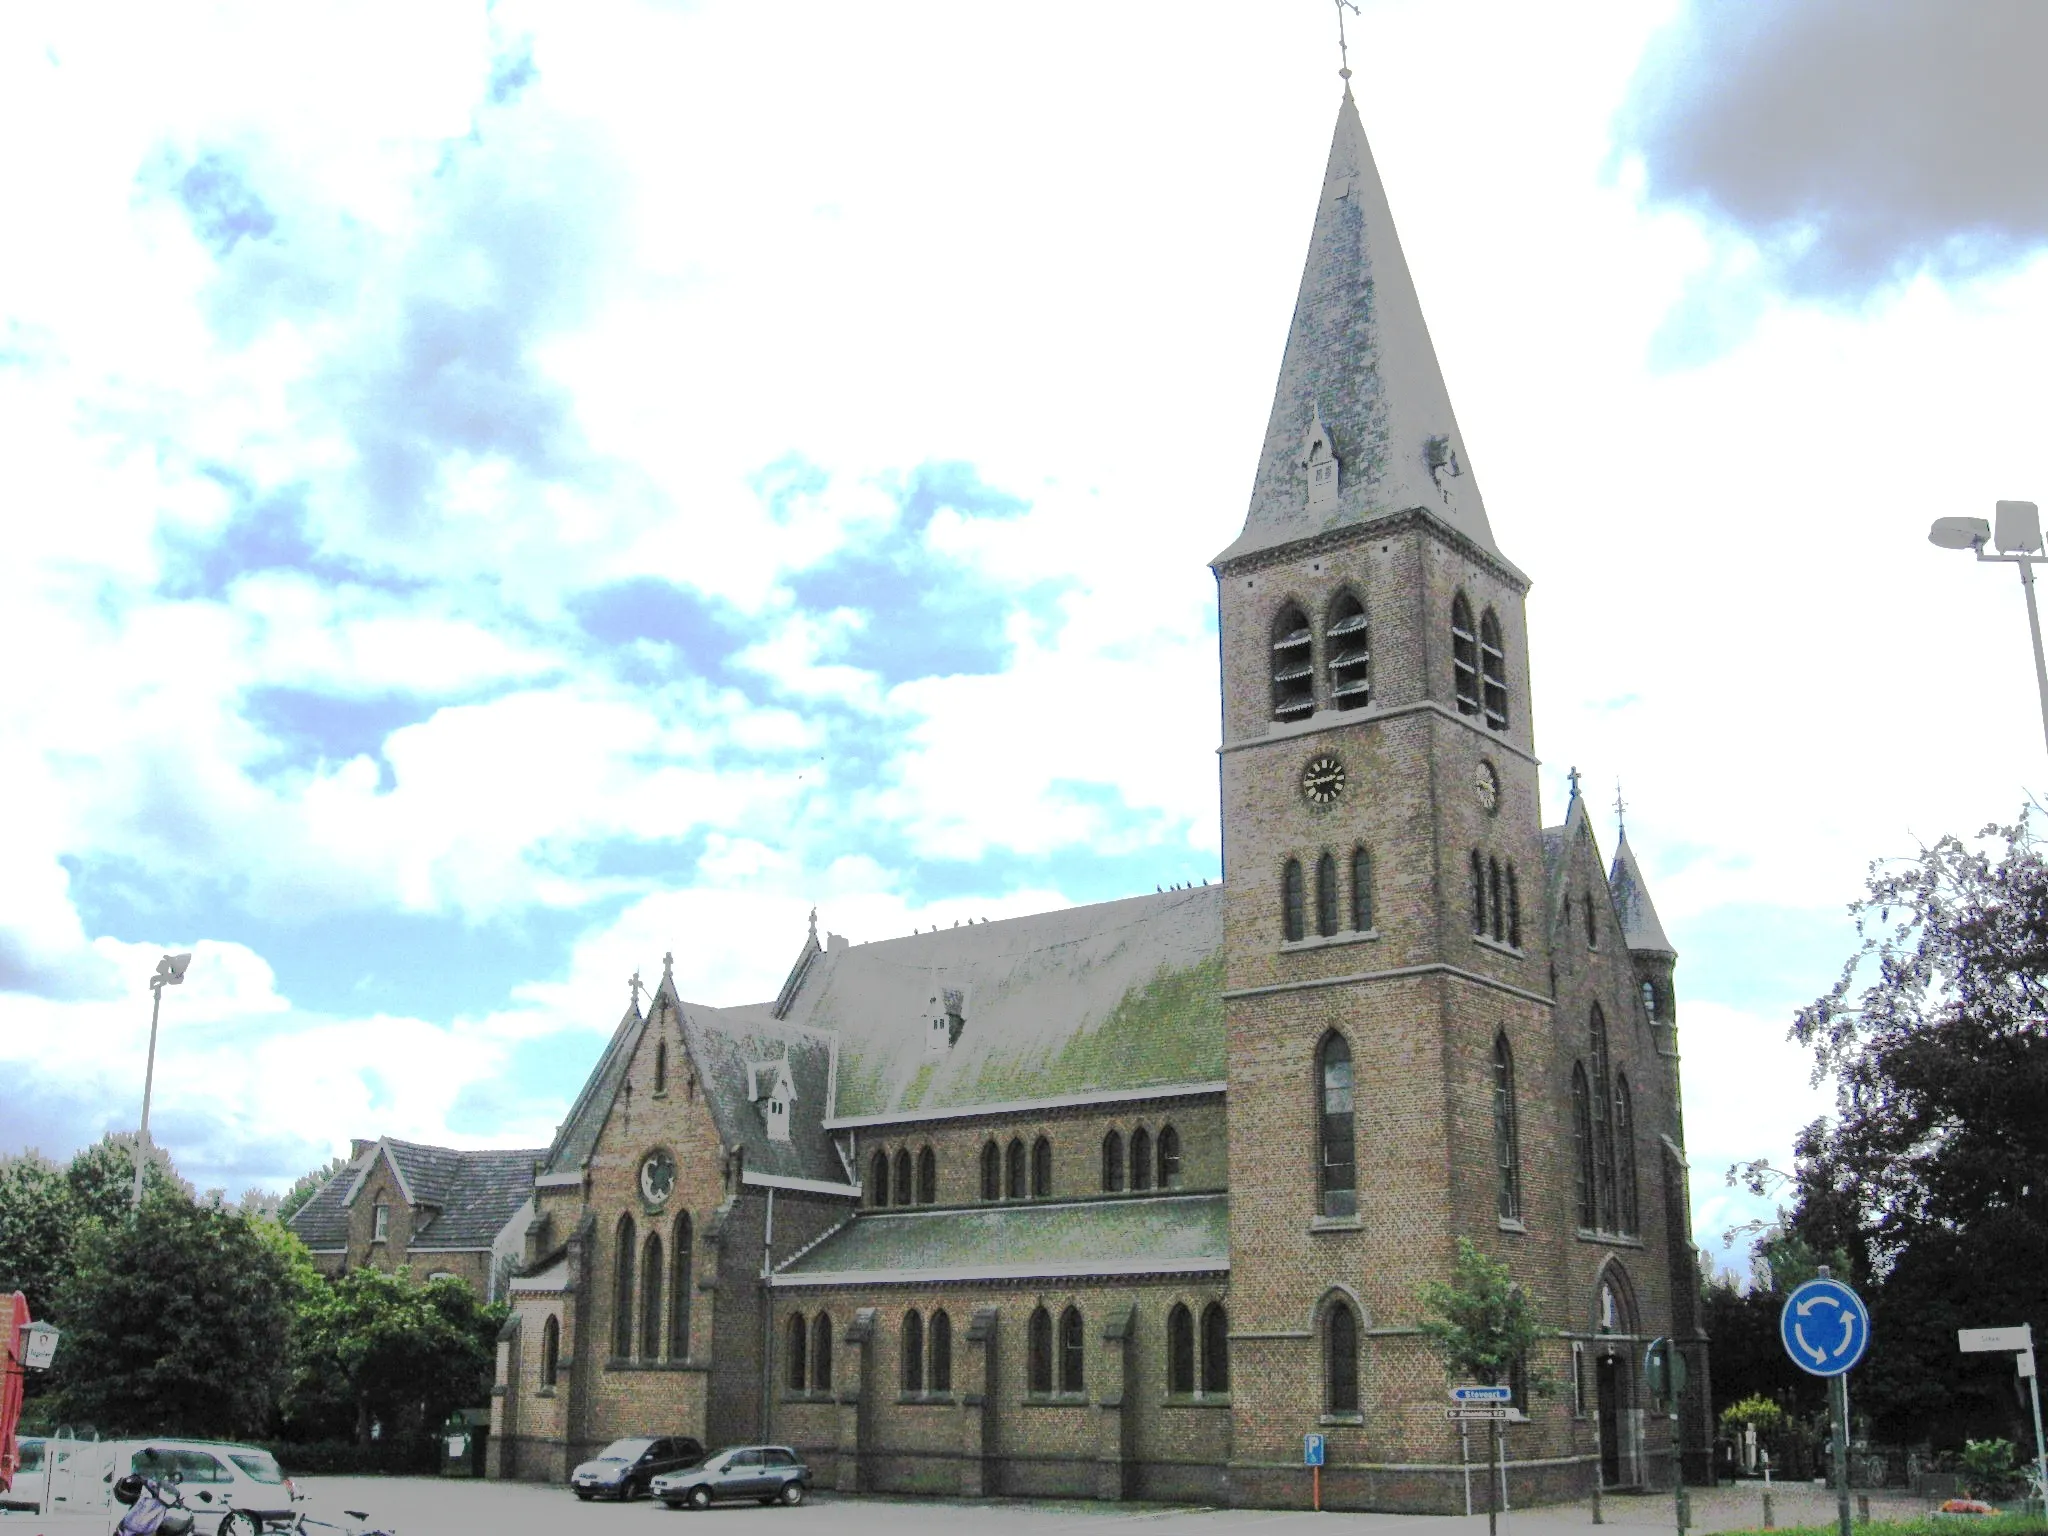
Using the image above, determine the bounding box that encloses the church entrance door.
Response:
[1596,1354,1623,1488]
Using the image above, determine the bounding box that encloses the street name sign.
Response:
[1779,1277,1870,1377]
[1446,1407,1516,1421]
[1959,1326,2033,1353]
[1450,1385,1513,1403]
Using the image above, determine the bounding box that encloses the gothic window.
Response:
[981,1141,1001,1201]
[812,1312,833,1392]
[1494,1033,1522,1222]
[1157,1124,1182,1189]
[1059,1305,1085,1393]
[1351,846,1373,931]
[1507,865,1521,948]
[655,1038,667,1095]
[1131,1127,1153,1191]
[1316,852,1339,937]
[1319,1033,1357,1218]
[1615,1073,1639,1235]
[786,1312,808,1391]
[1283,859,1306,942]
[1571,1063,1597,1229]
[917,1145,937,1205]
[613,1215,636,1358]
[1641,979,1658,1020]
[1201,1302,1230,1394]
[1591,1005,1618,1232]
[870,1150,889,1208]
[1032,1136,1053,1198]
[902,1310,924,1393]
[1006,1138,1026,1200]
[1452,593,1481,716]
[1167,1303,1195,1395]
[1028,1306,1053,1394]
[1480,607,1508,729]
[1584,893,1599,949]
[1470,850,1487,935]
[671,1214,692,1359]
[1326,1300,1360,1414]
[1102,1130,1125,1193]
[930,1310,952,1393]
[540,1314,560,1387]
[1326,592,1370,710]
[894,1148,912,1205]
[641,1233,664,1359]
[1272,604,1315,721]
[1489,857,1505,943]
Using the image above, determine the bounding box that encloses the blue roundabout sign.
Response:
[1779,1277,1871,1377]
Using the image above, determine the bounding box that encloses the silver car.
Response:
[651,1445,810,1509]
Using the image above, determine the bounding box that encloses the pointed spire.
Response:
[1609,832,1677,958]
[1218,89,1500,565]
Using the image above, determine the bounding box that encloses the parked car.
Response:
[651,1446,810,1509]
[44,1439,294,1534]
[570,1436,704,1501]
[1,1436,45,1511]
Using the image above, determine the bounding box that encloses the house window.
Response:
[1201,1302,1230,1395]
[1480,607,1508,729]
[1167,1304,1195,1395]
[1452,593,1480,716]
[980,1141,1001,1201]
[670,1213,692,1360]
[1028,1306,1053,1395]
[1615,1073,1639,1235]
[640,1233,664,1359]
[1351,847,1372,931]
[1059,1306,1085,1394]
[1326,1301,1359,1414]
[1272,605,1315,721]
[613,1215,636,1358]
[893,1148,912,1206]
[870,1150,890,1208]
[787,1313,808,1391]
[1571,1063,1597,1229]
[1470,851,1486,935]
[1494,1033,1522,1223]
[540,1315,560,1387]
[372,1203,390,1243]
[1315,852,1339,938]
[1157,1124,1182,1189]
[917,1146,937,1205]
[1326,592,1370,710]
[1283,859,1306,942]
[1319,1033,1357,1218]
[930,1310,952,1393]
[1102,1130,1125,1193]
[902,1310,924,1393]
[1032,1136,1053,1198]
[1006,1139,1026,1200]
[812,1313,833,1392]
[654,1039,667,1095]
[1130,1127,1152,1191]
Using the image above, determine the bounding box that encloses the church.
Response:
[486,79,1710,1512]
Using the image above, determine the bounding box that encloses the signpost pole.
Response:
[1488,1416,1500,1536]
[2022,1350,2045,1517]
[1829,1371,1852,1536]
[1462,1422,1473,1517]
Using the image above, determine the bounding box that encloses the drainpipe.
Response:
[760,1186,776,1442]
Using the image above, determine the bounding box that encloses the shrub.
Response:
[1960,1439,2025,1502]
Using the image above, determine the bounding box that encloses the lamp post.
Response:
[1930,501,2048,754]
[132,952,192,1209]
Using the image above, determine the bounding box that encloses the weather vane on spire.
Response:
[1614,779,1627,837]
[1333,0,1361,83]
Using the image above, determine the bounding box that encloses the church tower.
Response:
[1214,85,1576,1507]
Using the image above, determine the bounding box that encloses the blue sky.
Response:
[4,0,2046,1273]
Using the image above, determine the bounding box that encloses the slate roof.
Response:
[288,1163,355,1251]
[779,887,1225,1122]
[1217,89,1503,568]
[541,999,647,1177]
[286,1138,543,1252]
[774,1192,1230,1286]
[1608,832,1677,958]
[673,992,845,1186]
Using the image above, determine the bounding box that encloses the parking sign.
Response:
[1304,1433,1326,1467]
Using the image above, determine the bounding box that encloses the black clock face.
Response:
[1302,754,1346,805]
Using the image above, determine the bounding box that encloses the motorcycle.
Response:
[112,1473,196,1536]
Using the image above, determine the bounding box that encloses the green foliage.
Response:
[0,1155,78,1311]
[1961,1439,2027,1502]
[1416,1236,1556,1395]
[1718,1394,1790,1436]
[1722,1519,2048,1536]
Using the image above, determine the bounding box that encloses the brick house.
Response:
[289,1136,543,1302]
[487,85,1710,1509]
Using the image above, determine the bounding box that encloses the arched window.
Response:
[1316,852,1339,937]
[786,1312,808,1391]
[1489,857,1505,942]
[870,1150,890,1208]
[1027,1306,1053,1394]
[1351,846,1372,931]
[1101,1130,1125,1193]
[1032,1136,1053,1198]
[671,1213,692,1360]
[655,1038,667,1095]
[1571,1062,1597,1229]
[1326,1300,1359,1413]
[1615,1073,1639,1235]
[1506,865,1521,948]
[640,1233,664,1359]
[1584,892,1599,949]
[1201,1302,1230,1395]
[1494,1033,1522,1222]
[1157,1124,1182,1189]
[902,1309,924,1393]
[1059,1305,1085,1393]
[540,1314,560,1387]
[1319,1033,1356,1218]
[1006,1138,1026,1200]
[917,1145,937,1205]
[1479,607,1508,729]
[1452,593,1480,716]
[1590,1005,1618,1232]
[812,1312,833,1392]
[1470,850,1487,935]
[1282,859,1306,942]
[1327,592,1370,710]
[1130,1127,1153,1191]
[1641,979,1658,1021]
[930,1309,952,1392]
[1167,1303,1195,1395]
[1272,604,1314,720]
[894,1148,912,1205]
[980,1141,1001,1201]
[613,1215,636,1358]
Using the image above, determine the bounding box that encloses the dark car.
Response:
[570,1436,705,1501]
[650,1446,810,1509]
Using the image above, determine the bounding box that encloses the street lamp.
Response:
[1929,500,2048,755]
[132,952,192,1209]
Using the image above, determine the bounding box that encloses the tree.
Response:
[0,1155,78,1313]
[287,1268,503,1446]
[1417,1236,1556,1396]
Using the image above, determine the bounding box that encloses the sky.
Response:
[4,0,2046,1275]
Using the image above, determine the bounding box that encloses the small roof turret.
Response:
[1608,832,1676,958]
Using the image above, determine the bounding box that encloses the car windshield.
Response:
[18,1440,44,1470]
[227,1451,284,1484]
[597,1439,655,1462]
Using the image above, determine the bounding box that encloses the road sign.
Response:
[1451,1385,1514,1403]
[1960,1326,2034,1353]
[1303,1433,1325,1467]
[1446,1407,1517,1421]
[1779,1277,1870,1377]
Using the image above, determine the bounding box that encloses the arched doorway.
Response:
[1591,1263,1641,1488]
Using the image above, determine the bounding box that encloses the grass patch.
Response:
[1722,1517,2046,1536]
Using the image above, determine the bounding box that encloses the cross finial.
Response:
[629,970,643,1010]
[1614,779,1627,837]
[807,906,818,943]
[1333,0,1361,84]
[661,951,674,979]
[1567,765,1582,803]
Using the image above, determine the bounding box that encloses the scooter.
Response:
[112,1473,196,1536]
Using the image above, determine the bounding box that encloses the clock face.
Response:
[1302,754,1346,805]
[639,1149,677,1206]
[1475,760,1500,814]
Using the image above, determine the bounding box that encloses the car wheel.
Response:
[780,1482,806,1507]
[575,1489,593,1501]
[686,1486,711,1511]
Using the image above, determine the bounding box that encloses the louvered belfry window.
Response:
[1326,592,1370,710]
[1480,608,1509,730]
[1452,593,1481,715]
[1271,606,1315,721]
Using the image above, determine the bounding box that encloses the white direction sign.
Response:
[1960,1326,2034,1353]
[1450,1385,1514,1403]
[1446,1407,1516,1421]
